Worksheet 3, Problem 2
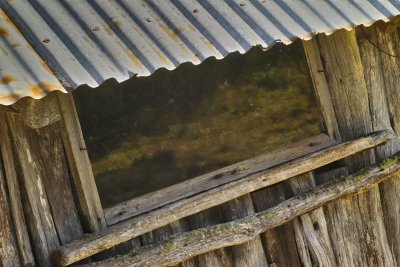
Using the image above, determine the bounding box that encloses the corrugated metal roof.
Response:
[0,8,66,105]
[0,0,400,105]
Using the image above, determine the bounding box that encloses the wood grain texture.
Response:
[314,28,395,267]
[373,27,400,265]
[6,114,60,267]
[6,111,85,266]
[187,207,234,267]
[141,220,196,267]
[57,92,106,232]
[219,195,268,267]
[252,184,301,267]
[0,113,35,266]
[0,143,21,267]
[83,160,400,267]
[288,173,336,267]
[105,134,331,225]
[303,39,340,141]
[54,130,393,266]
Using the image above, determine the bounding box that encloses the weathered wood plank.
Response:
[219,195,268,267]
[187,207,234,267]
[373,26,400,265]
[288,173,336,267]
[141,220,196,267]
[56,92,106,232]
[0,113,35,266]
[83,159,400,267]
[29,123,83,245]
[356,26,400,159]
[6,114,60,267]
[54,130,393,266]
[303,39,340,141]
[315,28,395,266]
[0,145,21,267]
[105,134,331,225]
[252,184,301,266]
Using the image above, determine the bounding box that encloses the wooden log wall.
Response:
[304,26,400,266]
[1,23,400,267]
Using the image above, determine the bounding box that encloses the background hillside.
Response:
[74,40,320,207]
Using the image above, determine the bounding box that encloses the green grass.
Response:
[74,41,321,207]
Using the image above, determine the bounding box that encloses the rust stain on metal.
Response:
[0,27,9,38]
[188,24,197,33]
[29,82,66,96]
[158,23,184,42]
[40,61,55,76]
[123,48,143,68]
[1,75,14,84]
[200,36,215,51]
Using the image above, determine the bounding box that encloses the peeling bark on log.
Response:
[84,160,400,267]
[54,130,393,266]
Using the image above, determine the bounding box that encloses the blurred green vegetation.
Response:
[74,40,320,208]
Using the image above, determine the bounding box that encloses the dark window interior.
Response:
[74,40,321,208]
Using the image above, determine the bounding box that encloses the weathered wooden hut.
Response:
[1,1,400,266]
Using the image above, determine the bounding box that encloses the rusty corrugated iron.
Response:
[0,9,65,105]
[0,0,399,105]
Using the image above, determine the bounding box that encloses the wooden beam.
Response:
[53,130,394,266]
[56,92,106,232]
[82,158,400,267]
[105,134,331,225]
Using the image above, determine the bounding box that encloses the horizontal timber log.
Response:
[54,130,394,266]
[105,134,332,225]
[84,158,400,267]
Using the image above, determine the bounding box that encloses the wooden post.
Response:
[57,92,106,232]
